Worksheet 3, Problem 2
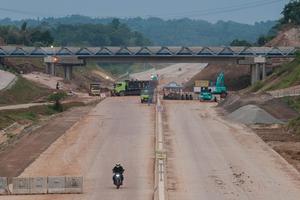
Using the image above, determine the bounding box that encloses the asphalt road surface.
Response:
[131,63,207,85]
[3,97,155,200]
[164,101,300,200]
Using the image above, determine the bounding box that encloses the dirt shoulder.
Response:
[254,125,300,172]
[0,105,93,177]
[220,92,300,173]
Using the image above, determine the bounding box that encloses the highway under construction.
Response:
[1,63,300,200]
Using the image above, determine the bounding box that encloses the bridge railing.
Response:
[0,46,296,57]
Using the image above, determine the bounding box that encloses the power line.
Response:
[183,0,285,18]
[0,0,287,20]
[114,0,285,19]
[0,7,45,17]
[144,0,284,18]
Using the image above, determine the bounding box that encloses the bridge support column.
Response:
[251,63,266,85]
[63,65,73,80]
[0,57,4,66]
[251,64,259,85]
[45,63,56,76]
[261,63,266,80]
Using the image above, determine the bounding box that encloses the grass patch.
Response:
[0,102,85,130]
[246,52,300,92]
[249,81,264,92]
[288,116,300,135]
[282,96,300,113]
[266,53,300,91]
[0,76,52,106]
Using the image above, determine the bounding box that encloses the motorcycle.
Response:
[113,173,123,189]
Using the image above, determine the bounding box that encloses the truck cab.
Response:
[140,89,153,103]
[89,83,101,96]
[113,82,126,96]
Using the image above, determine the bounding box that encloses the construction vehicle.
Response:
[199,87,216,101]
[210,72,227,98]
[198,72,227,101]
[113,80,157,96]
[140,88,154,103]
[89,83,101,96]
[151,74,158,81]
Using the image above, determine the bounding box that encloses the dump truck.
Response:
[89,83,101,96]
[113,80,157,96]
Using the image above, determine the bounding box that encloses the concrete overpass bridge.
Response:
[0,46,296,84]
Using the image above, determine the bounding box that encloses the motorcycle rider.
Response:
[112,164,125,183]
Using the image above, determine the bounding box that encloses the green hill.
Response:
[0,15,276,46]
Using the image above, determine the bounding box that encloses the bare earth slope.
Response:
[267,26,300,47]
[164,101,300,200]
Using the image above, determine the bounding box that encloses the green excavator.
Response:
[199,72,227,101]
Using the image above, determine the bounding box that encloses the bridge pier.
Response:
[262,63,266,80]
[63,65,73,81]
[250,63,266,85]
[0,57,4,66]
[45,63,56,76]
[251,64,258,85]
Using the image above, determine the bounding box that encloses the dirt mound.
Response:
[267,26,300,47]
[185,64,250,91]
[220,92,299,122]
[227,104,283,124]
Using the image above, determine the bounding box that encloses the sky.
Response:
[0,0,290,24]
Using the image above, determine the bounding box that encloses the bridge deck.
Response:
[0,46,296,58]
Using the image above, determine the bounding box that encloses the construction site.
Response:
[0,49,300,199]
[1,1,300,199]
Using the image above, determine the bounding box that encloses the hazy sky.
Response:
[0,0,290,24]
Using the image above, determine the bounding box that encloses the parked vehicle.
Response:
[113,80,157,96]
[89,83,101,96]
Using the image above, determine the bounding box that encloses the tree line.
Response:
[0,22,53,46]
[0,15,275,46]
[0,19,151,46]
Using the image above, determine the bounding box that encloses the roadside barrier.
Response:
[47,176,65,194]
[65,176,83,193]
[12,177,30,194]
[0,177,8,195]
[0,176,83,195]
[30,177,47,194]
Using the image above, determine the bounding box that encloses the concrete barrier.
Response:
[65,177,83,193]
[12,177,30,194]
[30,177,47,194]
[4,176,83,195]
[0,177,8,195]
[47,176,65,194]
